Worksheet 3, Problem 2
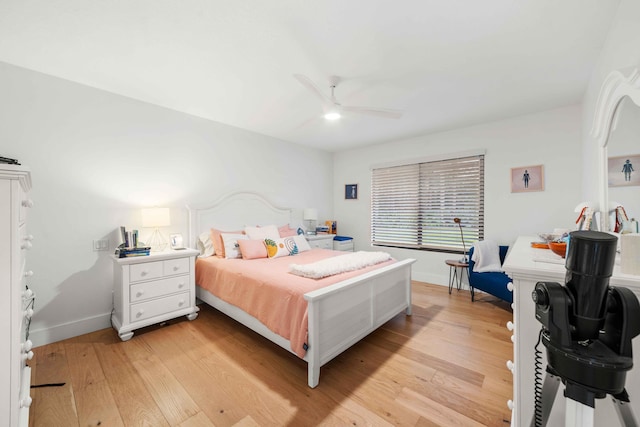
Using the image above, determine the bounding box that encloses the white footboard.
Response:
[304,258,415,387]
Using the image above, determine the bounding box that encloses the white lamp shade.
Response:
[303,208,318,221]
[141,208,171,228]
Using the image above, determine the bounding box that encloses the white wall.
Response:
[333,105,583,285]
[0,62,333,346]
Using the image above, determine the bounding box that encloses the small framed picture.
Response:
[511,165,544,193]
[345,184,358,200]
[170,233,184,249]
[608,154,640,187]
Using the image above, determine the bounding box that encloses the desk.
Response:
[445,259,469,294]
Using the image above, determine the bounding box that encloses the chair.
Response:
[468,245,512,304]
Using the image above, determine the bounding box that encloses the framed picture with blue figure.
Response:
[345,184,358,200]
[608,154,640,187]
[511,165,544,193]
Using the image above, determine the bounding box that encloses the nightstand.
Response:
[305,234,335,249]
[111,249,199,341]
[333,236,354,251]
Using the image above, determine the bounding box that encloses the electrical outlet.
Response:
[93,239,109,251]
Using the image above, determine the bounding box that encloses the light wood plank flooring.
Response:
[28,282,513,426]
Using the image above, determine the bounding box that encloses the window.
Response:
[371,154,484,252]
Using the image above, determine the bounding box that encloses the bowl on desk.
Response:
[548,241,567,258]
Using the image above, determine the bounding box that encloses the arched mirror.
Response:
[591,67,640,232]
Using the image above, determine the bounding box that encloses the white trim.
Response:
[370,148,486,170]
[29,312,111,347]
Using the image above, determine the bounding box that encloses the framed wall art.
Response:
[345,184,358,200]
[608,154,639,187]
[511,165,544,193]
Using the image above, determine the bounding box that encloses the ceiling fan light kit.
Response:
[294,74,404,121]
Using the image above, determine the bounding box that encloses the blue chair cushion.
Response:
[468,245,512,304]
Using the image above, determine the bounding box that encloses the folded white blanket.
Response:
[289,251,392,279]
[472,240,503,273]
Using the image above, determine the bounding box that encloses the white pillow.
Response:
[264,237,298,258]
[244,224,280,241]
[472,240,503,273]
[197,231,215,257]
[293,235,312,252]
[221,233,248,259]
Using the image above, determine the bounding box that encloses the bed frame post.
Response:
[307,300,321,388]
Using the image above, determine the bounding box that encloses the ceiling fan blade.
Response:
[293,74,335,109]
[341,105,403,119]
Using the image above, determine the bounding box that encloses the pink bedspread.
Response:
[195,248,395,357]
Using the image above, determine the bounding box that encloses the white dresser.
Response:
[112,249,199,341]
[503,236,640,426]
[0,165,34,427]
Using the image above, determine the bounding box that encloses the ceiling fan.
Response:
[293,74,403,120]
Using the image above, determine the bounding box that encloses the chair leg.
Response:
[470,286,475,302]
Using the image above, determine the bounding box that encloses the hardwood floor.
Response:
[28,282,513,426]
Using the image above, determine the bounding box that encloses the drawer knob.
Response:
[506,360,514,372]
[173,266,180,271]
[510,334,515,343]
[136,309,144,318]
[23,289,34,299]
[21,340,33,352]
[506,321,514,331]
[140,270,149,276]
[21,241,33,250]
[22,351,34,361]
[24,234,34,241]
[136,290,145,297]
[178,282,185,288]
[24,308,34,319]
[507,282,514,292]
[24,270,34,277]
[22,199,34,208]
[507,399,514,411]
[20,396,32,408]
[178,299,185,306]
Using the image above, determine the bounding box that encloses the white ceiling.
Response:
[0,0,620,152]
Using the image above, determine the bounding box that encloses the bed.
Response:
[187,192,416,388]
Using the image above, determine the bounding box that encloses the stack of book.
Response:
[115,246,151,258]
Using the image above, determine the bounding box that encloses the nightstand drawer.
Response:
[130,291,190,323]
[164,257,189,276]
[130,276,189,303]
[130,261,163,282]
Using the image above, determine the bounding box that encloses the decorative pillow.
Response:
[220,233,248,259]
[244,224,280,241]
[197,231,215,257]
[264,237,298,258]
[211,228,244,258]
[293,235,312,252]
[238,239,268,260]
[278,224,298,237]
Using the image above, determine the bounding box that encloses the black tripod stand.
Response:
[531,231,640,427]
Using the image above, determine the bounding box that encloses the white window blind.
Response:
[371,155,484,252]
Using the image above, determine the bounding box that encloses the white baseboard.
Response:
[29,312,112,348]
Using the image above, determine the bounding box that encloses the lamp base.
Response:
[147,228,168,252]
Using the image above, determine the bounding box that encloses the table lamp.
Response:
[303,208,318,235]
[142,207,171,251]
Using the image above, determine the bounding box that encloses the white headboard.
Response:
[186,191,293,249]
